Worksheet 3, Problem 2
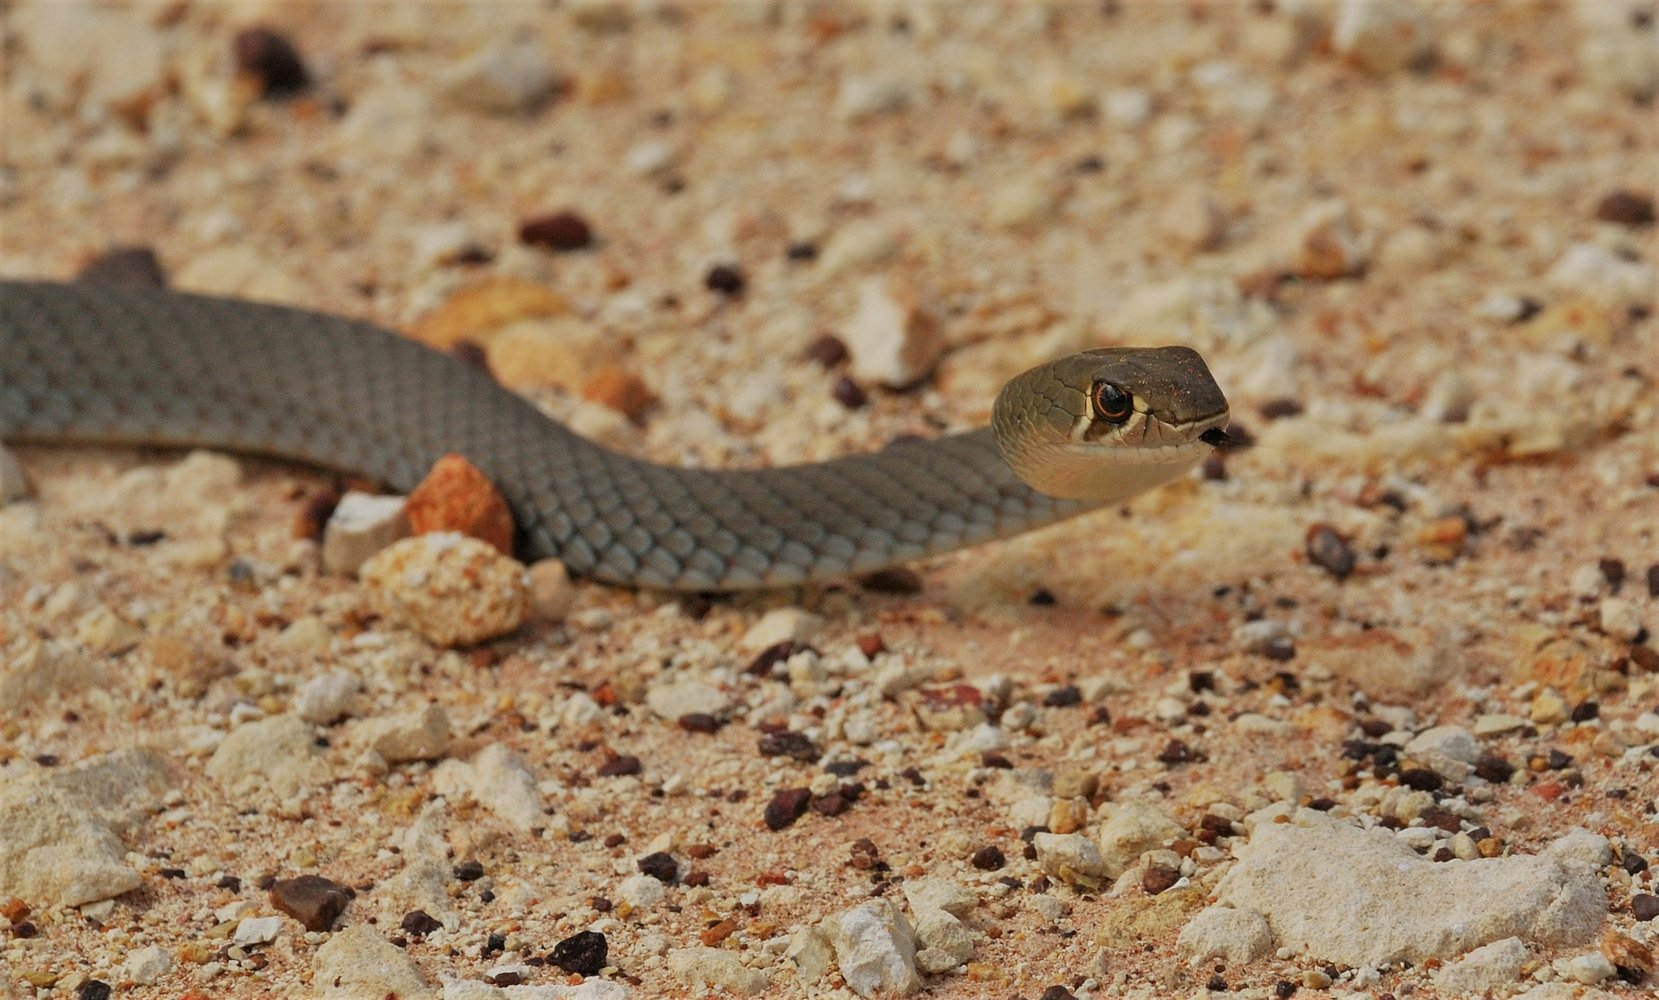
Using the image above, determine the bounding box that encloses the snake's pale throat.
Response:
[1,280,1230,591]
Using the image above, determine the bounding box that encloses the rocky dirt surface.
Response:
[2,1,1657,998]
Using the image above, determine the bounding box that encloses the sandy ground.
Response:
[1,2,1657,998]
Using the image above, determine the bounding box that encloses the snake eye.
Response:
[1091,381,1133,424]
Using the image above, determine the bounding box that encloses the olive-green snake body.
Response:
[0,280,1229,590]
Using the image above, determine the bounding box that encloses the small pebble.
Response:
[321,491,409,575]
[359,533,529,648]
[406,454,515,555]
[399,910,442,937]
[234,26,310,97]
[705,264,745,295]
[831,375,867,409]
[1594,189,1655,227]
[549,930,608,975]
[1305,523,1357,579]
[519,210,593,251]
[77,246,168,287]
[764,788,812,830]
[269,875,351,932]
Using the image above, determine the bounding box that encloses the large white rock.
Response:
[313,925,435,998]
[825,899,921,997]
[1177,906,1274,966]
[1097,800,1185,876]
[1432,937,1530,995]
[206,715,322,798]
[666,947,769,995]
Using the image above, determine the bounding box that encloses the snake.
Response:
[0,279,1231,591]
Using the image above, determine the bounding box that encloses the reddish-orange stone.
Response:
[406,453,515,555]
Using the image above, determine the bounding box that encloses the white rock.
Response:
[785,925,834,985]
[443,32,561,115]
[293,670,363,725]
[122,944,174,985]
[739,607,823,653]
[467,743,544,831]
[1547,242,1656,308]
[1332,0,1432,73]
[1473,713,1528,737]
[234,914,282,946]
[355,704,452,763]
[903,878,976,919]
[825,899,921,998]
[1,640,102,708]
[645,678,732,720]
[1032,832,1107,888]
[360,533,530,648]
[1546,828,1612,868]
[618,873,665,908]
[1560,952,1615,984]
[1214,810,1606,966]
[313,925,435,999]
[443,982,503,1000]
[817,220,901,276]
[273,615,332,655]
[322,491,409,575]
[1572,0,1658,100]
[1104,87,1154,126]
[1432,937,1529,995]
[1158,186,1227,252]
[1097,801,1185,876]
[623,139,679,177]
[912,908,974,973]
[206,715,321,798]
[1027,894,1068,925]
[529,559,577,623]
[844,275,944,389]
[987,179,1057,231]
[1176,906,1275,966]
[666,947,768,995]
[0,446,26,503]
[1597,597,1644,642]
[1404,725,1479,782]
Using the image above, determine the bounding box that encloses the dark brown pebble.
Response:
[811,792,853,816]
[824,758,869,777]
[158,866,186,879]
[1398,767,1443,792]
[1275,981,1298,998]
[980,751,1013,769]
[1621,852,1648,874]
[603,832,626,848]
[1029,588,1057,606]
[400,910,442,937]
[234,26,310,96]
[1307,796,1338,811]
[849,837,881,870]
[856,633,885,658]
[1189,671,1216,693]
[449,340,492,375]
[1600,558,1627,590]
[590,895,611,911]
[1264,635,1297,661]
[1595,189,1656,226]
[12,920,38,938]
[269,874,352,932]
[637,852,678,883]
[1207,976,1228,992]
[1473,754,1515,783]
[216,875,242,892]
[804,333,849,367]
[453,859,485,881]
[1647,563,1659,598]
[1201,453,1228,481]
[1633,645,1659,673]
[293,485,343,541]
[597,755,642,777]
[1570,701,1599,722]
[77,246,168,287]
[705,264,745,295]
[75,982,111,1000]
[1420,806,1461,832]
[683,870,711,887]
[1633,893,1659,921]
[1142,864,1180,895]
[764,788,812,830]
[786,242,819,261]
[1158,739,1196,765]
[758,730,818,762]
[1259,397,1304,420]
[1306,523,1356,580]
[832,376,868,409]
[549,929,609,975]
[519,211,593,251]
[859,567,924,594]
[746,640,811,676]
[678,712,722,733]
[971,845,1006,870]
[486,970,524,987]
[1043,685,1082,707]
[1040,986,1078,1000]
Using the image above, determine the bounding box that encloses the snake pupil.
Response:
[1092,381,1133,424]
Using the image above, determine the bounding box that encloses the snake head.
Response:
[991,346,1231,501]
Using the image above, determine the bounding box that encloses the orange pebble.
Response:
[406,453,515,555]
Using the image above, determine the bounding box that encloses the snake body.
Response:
[0,279,1228,590]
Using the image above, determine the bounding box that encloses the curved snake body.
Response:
[0,280,1227,590]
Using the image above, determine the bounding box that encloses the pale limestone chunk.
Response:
[360,533,529,648]
[322,491,409,575]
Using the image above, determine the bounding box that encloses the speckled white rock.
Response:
[666,947,769,995]
[322,491,410,575]
[355,704,452,763]
[817,220,901,276]
[442,32,561,115]
[1432,936,1530,995]
[1332,0,1432,73]
[313,925,435,999]
[645,678,732,720]
[785,925,835,985]
[1158,186,1227,252]
[0,748,171,907]
[739,607,823,653]
[1097,801,1185,876]
[360,533,530,648]
[0,446,26,503]
[1597,597,1645,642]
[1032,832,1107,888]
[1,640,102,708]
[293,670,363,725]
[1177,906,1274,966]
[206,715,322,798]
[1546,828,1612,868]
[233,914,282,946]
[836,74,913,121]
[824,899,921,998]
[1215,810,1606,966]
[912,908,974,973]
[1404,725,1479,782]
[618,873,665,908]
[1559,952,1615,984]
[1572,0,1658,100]
[461,743,542,831]
[122,944,174,985]
[903,878,976,919]
[1546,242,1656,308]
[844,276,944,389]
